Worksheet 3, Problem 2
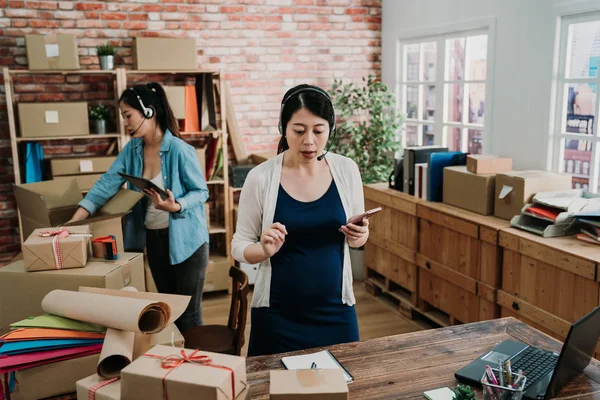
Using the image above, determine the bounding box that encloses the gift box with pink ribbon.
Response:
[22,226,91,272]
[120,345,247,400]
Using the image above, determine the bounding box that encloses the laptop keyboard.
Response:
[511,346,559,389]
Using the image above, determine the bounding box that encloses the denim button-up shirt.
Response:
[79,129,209,265]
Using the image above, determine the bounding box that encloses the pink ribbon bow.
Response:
[144,349,235,400]
[39,228,70,270]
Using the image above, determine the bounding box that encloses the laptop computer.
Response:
[455,305,600,399]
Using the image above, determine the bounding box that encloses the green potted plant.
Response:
[330,75,404,280]
[96,42,117,70]
[89,104,110,134]
[452,384,476,400]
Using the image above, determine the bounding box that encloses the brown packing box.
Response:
[55,173,103,192]
[205,255,230,292]
[133,38,197,71]
[76,375,250,400]
[50,156,117,177]
[0,252,144,335]
[466,154,513,175]
[18,324,184,400]
[25,33,80,70]
[443,166,496,215]
[164,86,186,120]
[23,225,91,272]
[494,170,573,220]
[270,369,349,400]
[250,151,277,165]
[120,345,247,400]
[18,102,89,138]
[13,179,143,253]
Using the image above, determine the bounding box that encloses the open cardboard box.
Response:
[13,178,143,253]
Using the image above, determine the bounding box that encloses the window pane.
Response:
[422,42,437,81]
[566,20,600,79]
[564,83,596,134]
[423,85,435,121]
[405,44,419,82]
[563,139,592,188]
[466,34,487,80]
[446,37,465,80]
[468,129,483,154]
[406,85,418,119]
[445,126,462,152]
[405,124,418,146]
[445,84,463,123]
[423,124,435,145]
[468,83,485,125]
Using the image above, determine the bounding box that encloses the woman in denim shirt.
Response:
[68,83,210,333]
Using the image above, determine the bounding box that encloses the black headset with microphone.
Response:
[127,87,155,136]
[278,86,336,161]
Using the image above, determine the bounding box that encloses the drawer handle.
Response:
[512,301,520,311]
[425,261,431,269]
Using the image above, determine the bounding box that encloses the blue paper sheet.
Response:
[0,338,103,355]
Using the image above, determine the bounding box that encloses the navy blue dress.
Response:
[248,180,360,356]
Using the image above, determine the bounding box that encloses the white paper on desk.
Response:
[281,350,353,383]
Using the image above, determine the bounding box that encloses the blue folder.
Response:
[0,338,104,355]
[428,152,468,202]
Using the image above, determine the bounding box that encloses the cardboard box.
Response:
[17,354,100,400]
[443,166,496,215]
[25,33,80,70]
[466,155,513,175]
[165,86,186,120]
[120,345,247,400]
[0,252,145,335]
[76,375,250,400]
[205,255,230,292]
[197,147,206,177]
[23,225,91,272]
[55,173,103,192]
[250,151,277,165]
[205,202,210,231]
[494,170,573,220]
[133,38,197,71]
[18,102,89,138]
[14,179,143,252]
[269,369,349,400]
[50,156,117,177]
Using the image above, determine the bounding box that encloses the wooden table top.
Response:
[245,317,600,399]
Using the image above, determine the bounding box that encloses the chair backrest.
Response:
[227,266,249,356]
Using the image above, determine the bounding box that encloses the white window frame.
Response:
[550,9,600,192]
[395,18,496,153]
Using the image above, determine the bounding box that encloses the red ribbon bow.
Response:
[144,349,235,400]
[39,228,70,269]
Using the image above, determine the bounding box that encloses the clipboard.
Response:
[280,349,354,383]
[118,172,169,201]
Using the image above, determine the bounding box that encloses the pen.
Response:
[505,359,512,386]
[498,361,505,387]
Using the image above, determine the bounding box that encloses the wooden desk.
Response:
[245,317,600,399]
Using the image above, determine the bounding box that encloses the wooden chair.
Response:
[183,266,249,356]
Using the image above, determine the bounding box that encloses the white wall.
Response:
[382,0,600,170]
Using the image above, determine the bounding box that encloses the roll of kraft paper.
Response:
[41,290,170,335]
[97,287,138,379]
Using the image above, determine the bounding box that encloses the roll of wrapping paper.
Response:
[41,290,170,334]
[96,287,138,379]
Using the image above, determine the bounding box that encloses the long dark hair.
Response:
[119,82,181,138]
[277,84,335,154]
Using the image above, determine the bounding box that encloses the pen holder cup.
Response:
[481,369,527,400]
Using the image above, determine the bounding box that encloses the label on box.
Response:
[45,44,60,58]
[122,264,131,286]
[45,110,59,124]
[79,160,94,173]
[499,185,513,199]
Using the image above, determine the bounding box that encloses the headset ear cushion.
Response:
[145,107,154,119]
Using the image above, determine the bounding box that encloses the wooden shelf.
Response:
[9,69,118,75]
[207,179,225,185]
[125,69,219,75]
[180,130,223,136]
[209,223,227,234]
[16,134,121,142]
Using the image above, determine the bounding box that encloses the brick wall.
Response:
[0,0,382,263]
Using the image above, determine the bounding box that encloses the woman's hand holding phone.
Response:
[261,222,288,257]
[339,207,382,248]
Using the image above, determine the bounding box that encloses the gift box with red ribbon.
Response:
[120,345,247,400]
[22,226,91,272]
